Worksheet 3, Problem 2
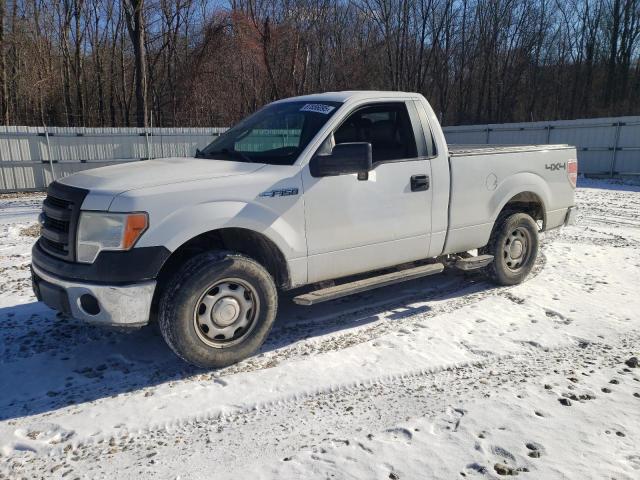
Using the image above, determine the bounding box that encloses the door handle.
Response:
[410,174,429,192]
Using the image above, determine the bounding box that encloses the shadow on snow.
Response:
[0,269,492,421]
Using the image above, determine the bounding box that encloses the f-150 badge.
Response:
[259,188,299,198]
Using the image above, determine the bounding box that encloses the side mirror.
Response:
[310,142,372,177]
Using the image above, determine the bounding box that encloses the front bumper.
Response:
[564,206,578,226]
[32,263,156,327]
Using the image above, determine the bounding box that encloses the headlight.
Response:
[77,212,148,264]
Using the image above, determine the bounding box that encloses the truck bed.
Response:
[443,143,577,255]
[448,144,571,157]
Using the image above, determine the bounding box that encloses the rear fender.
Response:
[490,172,550,225]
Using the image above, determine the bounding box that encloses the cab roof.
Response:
[274,91,425,104]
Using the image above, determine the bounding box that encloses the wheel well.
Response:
[160,228,290,289]
[150,228,290,320]
[500,192,545,228]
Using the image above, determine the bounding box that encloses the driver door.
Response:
[302,101,433,283]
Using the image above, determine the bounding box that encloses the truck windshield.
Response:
[197,101,342,165]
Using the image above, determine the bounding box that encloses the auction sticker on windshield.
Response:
[300,104,336,114]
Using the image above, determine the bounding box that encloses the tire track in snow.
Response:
[217,250,548,377]
[1,242,548,425]
[7,331,637,479]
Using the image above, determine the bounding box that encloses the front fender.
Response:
[136,200,306,261]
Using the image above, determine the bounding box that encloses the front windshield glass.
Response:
[197,101,342,165]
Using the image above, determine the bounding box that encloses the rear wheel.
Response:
[158,251,278,368]
[482,212,539,286]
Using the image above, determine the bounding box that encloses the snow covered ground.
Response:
[0,179,639,479]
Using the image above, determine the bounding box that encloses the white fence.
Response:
[443,115,640,176]
[0,126,226,192]
[1,115,639,192]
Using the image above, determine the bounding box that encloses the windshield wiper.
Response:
[197,148,254,163]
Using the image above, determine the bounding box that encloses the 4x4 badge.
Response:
[545,163,566,171]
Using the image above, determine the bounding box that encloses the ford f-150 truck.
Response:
[31,91,577,367]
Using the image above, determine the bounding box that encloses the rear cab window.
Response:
[412,100,438,157]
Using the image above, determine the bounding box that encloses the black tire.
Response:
[482,212,539,286]
[158,251,278,368]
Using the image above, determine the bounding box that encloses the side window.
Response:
[333,103,418,163]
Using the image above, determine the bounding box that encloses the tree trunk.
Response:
[605,0,621,104]
[123,0,148,127]
[73,0,85,125]
[0,0,8,124]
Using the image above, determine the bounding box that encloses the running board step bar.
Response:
[453,254,494,271]
[293,263,445,306]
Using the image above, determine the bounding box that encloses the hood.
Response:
[59,157,264,193]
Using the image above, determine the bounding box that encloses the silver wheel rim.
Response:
[503,226,531,272]
[193,278,259,348]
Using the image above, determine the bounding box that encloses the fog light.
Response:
[80,294,100,315]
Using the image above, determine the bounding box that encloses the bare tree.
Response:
[0,0,638,127]
[0,0,8,124]
[122,0,148,127]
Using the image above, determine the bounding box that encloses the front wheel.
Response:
[481,212,539,286]
[158,251,278,368]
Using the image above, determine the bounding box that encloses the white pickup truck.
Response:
[31,91,577,367]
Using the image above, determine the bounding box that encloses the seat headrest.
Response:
[335,123,357,144]
[370,120,397,144]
